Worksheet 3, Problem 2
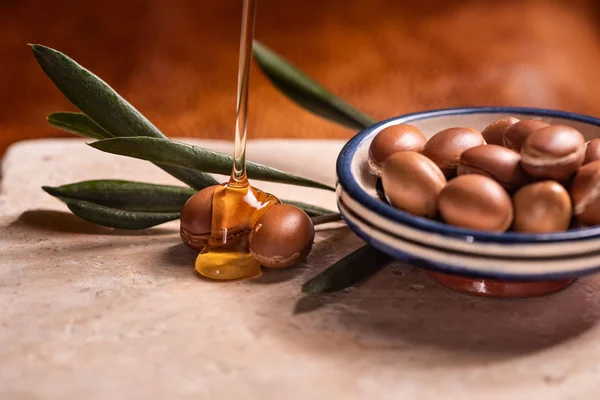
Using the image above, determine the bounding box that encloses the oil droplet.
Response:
[195,184,279,280]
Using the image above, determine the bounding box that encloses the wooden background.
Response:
[2,0,600,155]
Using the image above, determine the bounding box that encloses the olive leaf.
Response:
[153,166,218,192]
[42,180,196,212]
[89,137,334,191]
[31,44,167,140]
[44,180,186,229]
[42,179,338,229]
[57,194,335,230]
[302,245,392,293]
[30,44,217,190]
[253,41,376,131]
[43,180,337,215]
[47,112,112,140]
[57,197,180,230]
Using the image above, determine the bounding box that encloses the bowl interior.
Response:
[337,107,600,244]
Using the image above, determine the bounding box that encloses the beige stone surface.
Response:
[2,138,600,400]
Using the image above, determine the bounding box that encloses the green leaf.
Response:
[155,165,219,191]
[89,137,334,191]
[302,245,392,293]
[50,184,338,229]
[30,44,216,190]
[281,200,336,217]
[47,112,112,140]
[43,180,196,212]
[31,44,166,139]
[57,197,180,229]
[43,179,335,217]
[253,41,376,131]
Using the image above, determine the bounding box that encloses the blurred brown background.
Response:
[2,0,600,155]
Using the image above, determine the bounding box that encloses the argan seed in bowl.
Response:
[438,174,513,232]
[422,127,485,178]
[481,116,520,146]
[457,144,529,193]
[585,139,600,164]
[367,124,427,177]
[512,181,572,233]
[569,160,600,226]
[381,151,447,218]
[502,119,550,151]
[520,125,586,181]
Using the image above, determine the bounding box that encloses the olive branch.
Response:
[30,40,390,293]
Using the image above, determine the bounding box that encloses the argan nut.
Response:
[368,124,427,176]
[438,174,513,232]
[585,139,600,164]
[481,116,520,146]
[249,204,315,268]
[457,144,529,193]
[512,181,572,233]
[520,125,586,181]
[502,119,550,151]
[180,185,218,250]
[422,127,485,178]
[381,151,447,218]
[569,160,600,226]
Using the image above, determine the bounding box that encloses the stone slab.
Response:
[1,139,600,400]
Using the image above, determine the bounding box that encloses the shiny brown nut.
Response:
[502,119,550,151]
[381,151,447,218]
[422,127,485,178]
[249,204,315,268]
[481,116,520,146]
[438,174,513,232]
[367,124,427,176]
[512,181,572,233]
[457,144,529,193]
[520,125,586,181]
[180,185,218,250]
[585,139,600,164]
[569,160,600,226]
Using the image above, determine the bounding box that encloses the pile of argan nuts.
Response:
[368,117,600,233]
[179,186,315,268]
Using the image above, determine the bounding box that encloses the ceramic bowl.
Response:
[335,107,600,297]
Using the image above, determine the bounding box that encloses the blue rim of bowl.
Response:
[336,106,600,244]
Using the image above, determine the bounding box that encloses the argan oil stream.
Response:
[195,0,280,280]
